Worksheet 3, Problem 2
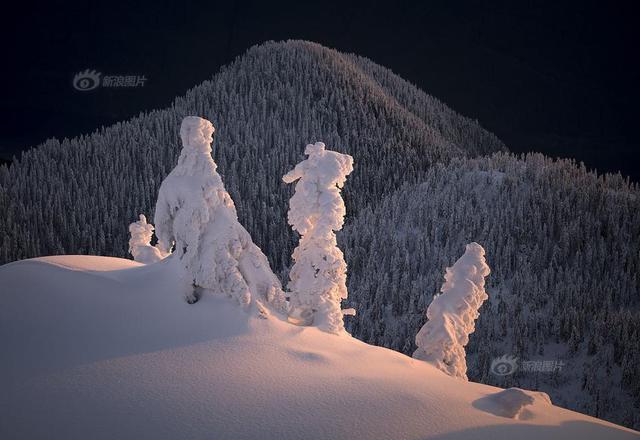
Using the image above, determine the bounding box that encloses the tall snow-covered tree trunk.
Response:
[283,142,354,334]
[413,242,491,380]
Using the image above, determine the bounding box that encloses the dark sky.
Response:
[2,0,639,181]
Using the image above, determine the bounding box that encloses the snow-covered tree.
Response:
[283,142,354,334]
[128,214,167,264]
[154,116,285,309]
[413,242,490,380]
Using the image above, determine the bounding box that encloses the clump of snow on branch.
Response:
[154,116,285,309]
[128,214,168,264]
[413,242,490,379]
[283,142,353,334]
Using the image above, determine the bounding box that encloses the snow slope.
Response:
[1,256,637,440]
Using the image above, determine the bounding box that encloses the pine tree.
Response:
[154,116,285,309]
[413,242,491,380]
[283,142,353,334]
[128,214,166,264]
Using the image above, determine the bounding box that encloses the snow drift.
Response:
[474,388,553,420]
[0,256,637,440]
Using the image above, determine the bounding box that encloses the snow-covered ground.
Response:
[1,256,637,440]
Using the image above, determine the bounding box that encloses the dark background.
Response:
[2,0,639,181]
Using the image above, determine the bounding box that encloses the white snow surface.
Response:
[153,116,285,308]
[414,242,491,380]
[474,388,553,420]
[283,142,353,333]
[1,255,637,440]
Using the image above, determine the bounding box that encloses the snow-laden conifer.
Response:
[128,214,167,264]
[283,142,353,333]
[413,242,490,379]
[154,116,285,309]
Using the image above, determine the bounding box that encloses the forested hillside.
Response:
[0,40,637,428]
[0,40,503,269]
[340,152,640,428]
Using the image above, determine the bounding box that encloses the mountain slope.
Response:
[0,256,636,440]
[0,40,504,270]
[341,152,640,428]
